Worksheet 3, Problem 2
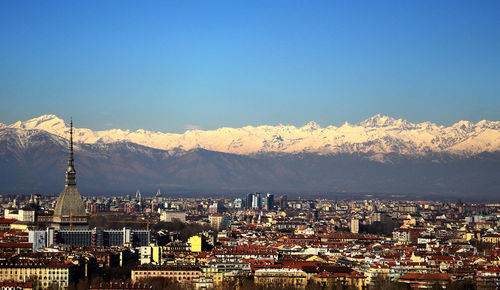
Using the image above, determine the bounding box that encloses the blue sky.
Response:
[1,1,499,132]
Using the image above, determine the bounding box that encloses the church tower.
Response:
[52,120,88,229]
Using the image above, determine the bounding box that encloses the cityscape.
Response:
[1,1,500,289]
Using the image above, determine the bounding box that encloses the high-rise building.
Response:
[350,219,359,234]
[264,193,274,210]
[136,189,142,202]
[52,121,88,230]
[246,193,253,209]
[209,214,232,231]
[279,195,288,209]
[370,212,389,224]
[252,192,262,209]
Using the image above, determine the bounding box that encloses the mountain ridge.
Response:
[0,127,499,198]
[4,114,500,158]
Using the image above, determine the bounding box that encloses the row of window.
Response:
[134,271,200,276]
[0,269,67,273]
[135,275,194,281]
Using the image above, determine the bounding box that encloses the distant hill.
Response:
[0,124,499,200]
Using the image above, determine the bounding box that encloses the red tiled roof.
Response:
[483,234,500,238]
[400,273,451,281]
[0,243,32,248]
[478,266,500,273]
[0,281,33,287]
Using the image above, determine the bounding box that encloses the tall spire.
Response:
[65,119,76,187]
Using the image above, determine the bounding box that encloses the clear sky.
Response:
[1,1,499,133]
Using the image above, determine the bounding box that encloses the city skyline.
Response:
[1,1,499,133]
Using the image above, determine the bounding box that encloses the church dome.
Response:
[54,186,86,217]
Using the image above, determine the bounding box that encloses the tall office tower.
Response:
[279,195,288,209]
[264,193,274,210]
[246,193,253,209]
[252,192,262,209]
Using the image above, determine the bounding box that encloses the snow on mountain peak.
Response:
[453,120,473,128]
[359,114,415,129]
[10,114,67,131]
[2,114,499,156]
[476,120,500,130]
[359,114,394,127]
[301,121,321,131]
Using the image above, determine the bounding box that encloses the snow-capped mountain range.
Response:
[1,114,499,196]
[3,114,499,157]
